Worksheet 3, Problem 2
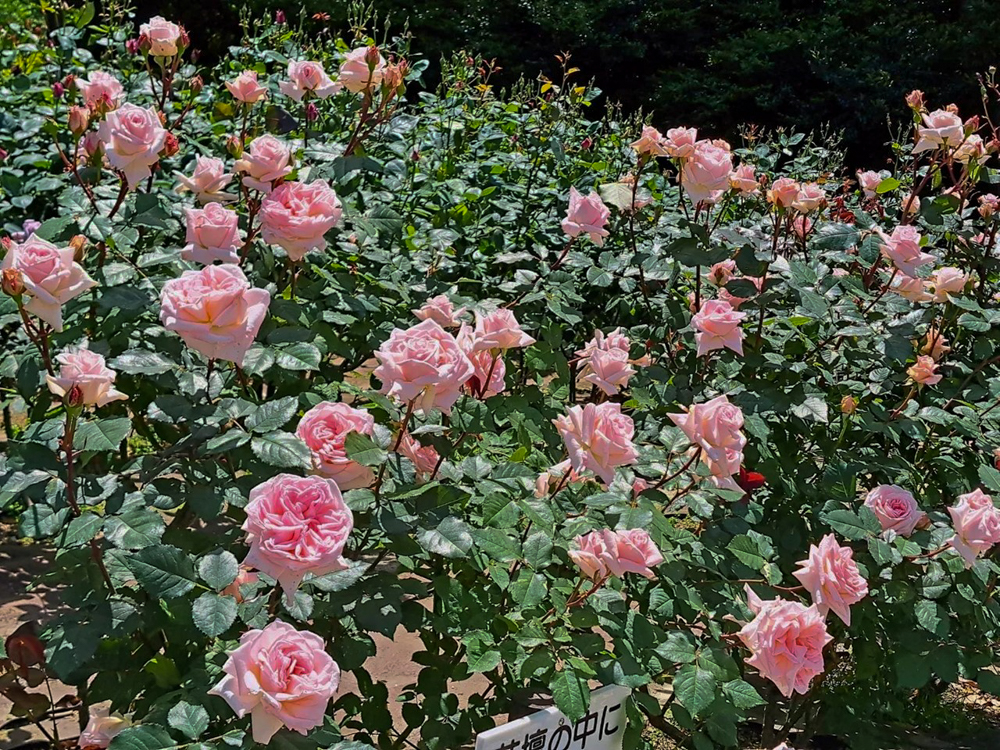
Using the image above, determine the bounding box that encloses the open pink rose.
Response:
[175,156,236,203]
[398,432,440,477]
[296,402,376,489]
[692,299,746,356]
[908,355,942,386]
[864,484,925,536]
[664,127,698,158]
[926,266,969,302]
[414,294,466,327]
[955,134,986,164]
[562,187,610,245]
[569,530,615,580]
[78,707,130,750]
[221,567,259,602]
[259,180,342,261]
[793,534,869,626]
[857,170,882,198]
[669,395,746,454]
[209,620,340,744]
[46,348,126,407]
[792,182,826,213]
[681,140,733,204]
[583,348,635,396]
[243,474,353,600]
[159,264,270,365]
[235,134,293,193]
[182,203,242,265]
[457,324,506,398]
[140,16,182,57]
[0,235,96,330]
[570,528,663,580]
[338,47,386,94]
[226,70,268,103]
[97,103,167,189]
[729,164,759,195]
[575,327,630,361]
[373,319,474,414]
[920,327,950,360]
[76,70,123,112]
[280,60,340,101]
[554,402,638,484]
[947,489,1000,568]
[738,586,832,698]
[913,109,965,153]
[630,125,668,157]
[471,309,535,351]
[878,225,935,277]
[890,273,933,303]
[767,177,800,209]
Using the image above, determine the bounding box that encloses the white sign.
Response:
[474,684,630,750]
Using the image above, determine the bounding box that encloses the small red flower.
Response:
[737,466,766,493]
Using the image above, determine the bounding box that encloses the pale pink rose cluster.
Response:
[413,294,466,327]
[793,534,868,625]
[728,163,759,196]
[398,432,441,478]
[46,348,127,407]
[574,327,649,396]
[97,103,167,189]
[630,125,668,157]
[864,484,926,536]
[140,16,184,57]
[892,264,970,307]
[182,203,242,264]
[767,177,800,209]
[856,170,884,199]
[791,182,826,213]
[176,156,236,204]
[296,402,376,489]
[691,299,746,356]
[921,327,950,360]
[0,235,96,330]
[670,395,747,489]
[947,489,1000,568]
[562,187,611,246]
[554,402,638,484]
[259,180,342,261]
[569,528,663,580]
[457,309,534,398]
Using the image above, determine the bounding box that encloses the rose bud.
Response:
[189,75,204,95]
[5,626,45,668]
[965,115,980,133]
[125,38,140,54]
[69,235,88,262]
[1,268,25,298]
[305,102,319,122]
[0,147,7,162]
[410,148,420,161]
[66,383,85,408]
[581,136,593,150]
[905,89,925,111]
[52,81,65,99]
[226,134,243,158]
[178,27,190,52]
[160,132,179,158]
[841,395,857,414]
[945,102,959,114]
[68,106,89,137]
[365,45,381,69]
[275,9,286,24]
[138,33,151,54]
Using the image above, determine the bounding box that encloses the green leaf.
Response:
[125,545,197,599]
[74,417,131,452]
[110,350,175,375]
[60,512,103,547]
[167,701,209,740]
[416,516,473,558]
[727,535,766,571]
[914,599,949,637]
[108,726,175,750]
[655,631,697,664]
[722,679,765,709]
[192,593,238,637]
[251,432,311,468]
[979,464,1000,493]
[550,666,590,723]
[822,508,878,540]
[198,550,239,590]
[586,266,613,287]
[344,431,388,467]
[876,177,901,194]
[246,396,299,433]
[275,343,322,371]
[673,664,717,716]
[104,509,165,549]
[791,396,828,424]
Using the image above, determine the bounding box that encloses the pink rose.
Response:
[792,215,812,241]
[913,109,965,153]
[46,348,127,407]
[182,203,242,265]
[259,180,342,261]
[669,395,746,454]
[140,16,182,57]
[553,402,638,484]
[569,529,663,580]
[398,432,440,477]
[280,60,340,101]
[575,327,631,361]
[793,534,869,626]
[457,324,506,398]
[0,235,96,330]
[234,134,293,193]
[159,264,270,365]
[175,156,236,204]
[926,266,969,302]
[947,489,1000,568]
[78,707,130,750]
[562,187,610,245]
[296,402,376,489]
[728,163,759,195]
[979,193,999,219]
[902,194,921,217]
[471,308,535,351]
[221,567,259,602]
[76,70,123,112]
[226,70,268,103]
[791,182,826,213]
[920,327,950,360]
[708,260,736,286]
[890,273,932,303]
[738,586,832,698]
[630,125,668,157]
[373,319,475,413]
[692,299,746,356]
[243,474,353,599]
[664,127,698,158]
[878,225,935,277]
[568,529,615,580]
[583,348,634,396]
[97,103,167,189]
[209,620,340,744]
[857,170,882,198]
[908,355,942,386]
[767,177,800,209]
[413,294,466,327]
[681,141,733,204]
[338,47,386,94]
[864,484,925,536]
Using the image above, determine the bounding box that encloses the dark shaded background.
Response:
[132,0,1000,169]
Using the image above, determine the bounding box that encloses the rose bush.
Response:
[3,7,1000,750]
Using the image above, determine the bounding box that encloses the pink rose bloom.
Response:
[553,402,638,484]
[947,489,1000,568]
[864,484,925,536]
[575,327,630,359]
[46,348,127,407]
[81,131,103,160]
[569,530,615,580]
[569,529,663,580]
[140,16,182,57]
[471,308,535,351]
[664,127,698,158]
[259,180,342,261]
[878,225,935,277]
[630,125,668,157]
[954,135,986,164]
[889,273,932,303]
[913,109,965,153]
[373,319,475,414]
[159,264,270,365]
[926,266,969,302]
[243,474,353,599]
[338,47,387,94]
[457,324,505,398]
[708,260,736,287]
[902,194,921,217]
[681,141,733,204]
[235,134,293,193]
[669,395,746,454]
[398,432,440,477]
[209,620,340,744]
[793,534,869,626]
[704,445,744,484]
[908,355,942,386]
[583,347,634,396]
[729,163,759,195]
[857,170,882,199]
[0,235,96,331]
[979,193,999,219]
[226,70,268,103]
[76,70,123,111]
[221,567,259,602]
[791,182,826,213]
[738,586,832,698]
[920,327,950,360]
[182,203,242,265]
[767,177,800,209]
[78,707,130,750]
[692,299,746,356]
[280,60,340,101]
[562,187,611,246]
[175,155,236,204]
[97,103,167,189]
[414,294,466,327]
[296,402,375,489]
[792,215,812,241]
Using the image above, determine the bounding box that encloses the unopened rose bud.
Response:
[305,102,318,122]
[841,395,857,414]
[160,132,179,158]
[178,28,190,51]
[1,237,13,252]
[81,131,102,159]
[62,73,76,90]
[125,38,140,55]
[189,75,204,95]
[987,138,1000,155]
[0,147,8,162]
[275,9,286,23]
[965,115,980,133]
[226,135,243,158]
[138,33,151,54]
[66,384,85,408]
[51,81,65,99]
[410,148,420,161]
[905,89,925,111]
[5,628,45,668]
[365,45,381,69]
[1,268,25,298]
[580,136,593,150]
[69,235,87,262]
[68,106,89,137]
